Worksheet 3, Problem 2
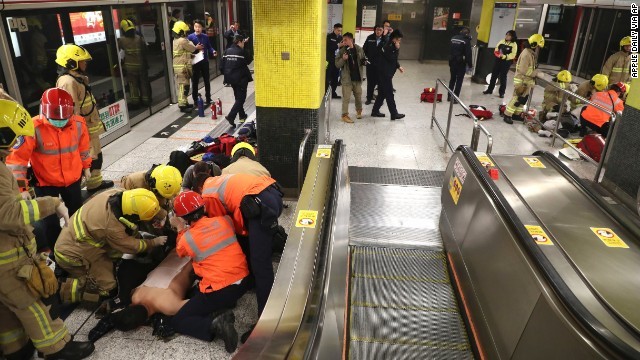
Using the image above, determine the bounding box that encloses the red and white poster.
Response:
[69,11,106,45]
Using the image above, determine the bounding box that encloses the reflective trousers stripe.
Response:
[0,238,36,265]
[54,249,83,267]
[0,328,26,345]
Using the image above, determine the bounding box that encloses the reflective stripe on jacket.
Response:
[514,48,538,86]
[173,37,196,71]
[176,215,248,292]
[56,71,103,134]
[583,90,624,127]
[201,174,276,235]
[6,115,91,187]
[602,51,630,84]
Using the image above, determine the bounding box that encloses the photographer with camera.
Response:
[335,32,366,123]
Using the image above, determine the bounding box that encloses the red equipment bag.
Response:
[577,134,605,162]
[217,133,237,157]
[420,88,442,103]
[469,105,493,120]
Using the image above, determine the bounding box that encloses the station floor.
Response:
[62,60,597,359]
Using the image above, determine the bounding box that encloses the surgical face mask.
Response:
[49,119,69,128]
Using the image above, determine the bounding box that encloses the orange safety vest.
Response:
[582,90,624,128]
[176,215,248,292]
[6,115,91,187]
[201,174,276,235]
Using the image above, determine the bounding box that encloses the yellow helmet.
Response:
[121,188,160,222]
[528,34,545,48]
[231,142,256,157]
[55,44,92,70]
[620,36,632,47]
[556,70,572,83]
[149,165,182,199]
[172,21,190,36]
[624,83,631,94]
[0,100,34,150]
[120,19,135,33]
[591,74,609,92]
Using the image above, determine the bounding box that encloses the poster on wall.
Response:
[327,0,343,33]
[488,3,517,47]
[362,6,377,28]
[69,11,106,45]
[99,99,129,139]
[432,7,449,31]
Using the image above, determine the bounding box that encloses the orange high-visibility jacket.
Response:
[201,174,276,235]
[6,115,91,187]
[583,90,624,128]
[176,215,248,292]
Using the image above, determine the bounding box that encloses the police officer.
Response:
[371,30,405,120]
[55,44,114,193]
[0,99,94,360]
[118,19,151,108]
[363,25,384,105]
[326,23,343,99]
[448,27,473,100]
[221,35,253,129]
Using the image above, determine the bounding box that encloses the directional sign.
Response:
[153,113,195,138]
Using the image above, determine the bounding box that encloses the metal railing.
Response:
[298,128,312,195]
[430,79,494,154]
[525,76,618,177]
[321,87,332,144]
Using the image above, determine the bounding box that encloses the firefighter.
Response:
[6,88,92,251]
[575,74,607,105]
[602,36,631,85]
[118,19,151,108]
[168,191,247,352]
[222,142,270,177]
[55,44,114,193]
[0,99,95,360]
[580,80,624,138]
[172,21,203,112]
[503,34,545,124]
[54,188,168,304]
[539,70,573,123]
[120,165,183,210]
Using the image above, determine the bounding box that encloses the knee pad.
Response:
[59,278,86,304]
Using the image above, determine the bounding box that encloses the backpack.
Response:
[167,151,192,176]
[577,134,605,162]
[217,133,237,157]
[469,105,493,120]
[420,88,442,103]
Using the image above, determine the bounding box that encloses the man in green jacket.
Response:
[335,32,366,123]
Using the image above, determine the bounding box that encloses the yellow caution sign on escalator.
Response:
[525,225,554,246]
[590,227,629,248]
[523,157,546,168]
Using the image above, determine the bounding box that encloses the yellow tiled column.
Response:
[342,0,357,35]
[253,0,328,192]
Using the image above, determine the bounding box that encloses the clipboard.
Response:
[192,51,205,64]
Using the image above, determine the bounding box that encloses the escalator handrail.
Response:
[458,145,639,359]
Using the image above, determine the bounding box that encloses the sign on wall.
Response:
[98,99,129,139]
[362,5,377,28]
[433,7,449,31]
[488,3,518,47]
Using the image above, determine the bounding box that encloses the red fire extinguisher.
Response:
[211,104,217,120]
[216,97,222,115]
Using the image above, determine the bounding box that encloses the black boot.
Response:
[87,180,114,193]
[5,341,34,360]
[240,323,255,344]
[44,341,94,360]
[483,89,492,95]
[211,311,238,353]
[88,314,115,342]
[225,117,236,129]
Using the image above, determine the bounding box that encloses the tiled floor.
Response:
[62,60,598,359]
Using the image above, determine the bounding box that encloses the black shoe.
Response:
[239,117,247,124]
[44,341,94,360]
[5,341,34,360]
[503,116,513,124]
[240,323,255,344]
[87,180,114,193]
[225,117,236,129]
[371,111,385,117]
[483,90,492,95]
[179,105,193,113]
[205,98,212,105]
[499,94,504,98]
[391,114,405,120]
[88,315,115,342]
[393,88,396,93]
[332,94,342,99]
[512,114,524,122]
[211,311,238,353]
[151,313,176,341]
[365,100,372,105]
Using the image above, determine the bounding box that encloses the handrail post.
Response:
[594,113,617,182]
[470,122,480,151]
[430,81,439,129]
[551,92,568,147]
[325,88,331,143]
[298,129,312,195]
[526,86,534,111]
[444,91,455,152]
[486,132,493,154]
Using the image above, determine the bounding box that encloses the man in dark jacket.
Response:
[326,23,343,99]
[224,21,240,49]
[221,35,252,128]
[363,25,384,105]
[371,30,405,120]
[448,27,473,101]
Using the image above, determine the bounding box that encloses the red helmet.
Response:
[41,88,74,120]
[173,190,205,217]
[616,82,627,93]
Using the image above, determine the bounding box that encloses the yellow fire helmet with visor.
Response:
[0,100,34,150]
[55,44,92,70]
[121,188,161,222]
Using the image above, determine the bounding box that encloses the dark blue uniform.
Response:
[221,44,252,125]
[448,34,473,99]
[326,32,342,96]
[372,39,401,117]
[363,33,382,103]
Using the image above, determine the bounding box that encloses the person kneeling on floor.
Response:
[579,82,624,138]
[182,160,222,191]
[54,188,168,304]
[222,142,270,177]
[539,70,575,123]
[169,191,247,352]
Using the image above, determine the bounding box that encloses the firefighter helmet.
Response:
[172,21,190,36]
[556,70,572,83]
[591,74,609,92]
[620,36,632,47]
[121,188,160,222]
[41,88,74,120]
[528,34,545,49]
[173,191,205,217]
[55,44,92,70]
[120,19,135,33]
[148,165,183,199]
[231,142,256,157]
[0,100,33,150]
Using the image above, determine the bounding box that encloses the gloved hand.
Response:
[150,236,167,247]
[570,84,578,92]
[56,203,70,227]
[83,168,91,180]
[26,255,59,298]
[20,192,31,200]
[169,216,186,232]
[536,72,545,79]
[565,100,572,110]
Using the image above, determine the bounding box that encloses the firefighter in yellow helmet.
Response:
[575,73,608,106]
[172,21,203,112]
[55,44,114,193]
[602,36,631,84]
[0,100,95,359]
[504,34,545,124]
[222,142,271,177]
[539,70,574,123]
[118,19,151,108]
[54,188,168,304]
[120,164,182,216]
